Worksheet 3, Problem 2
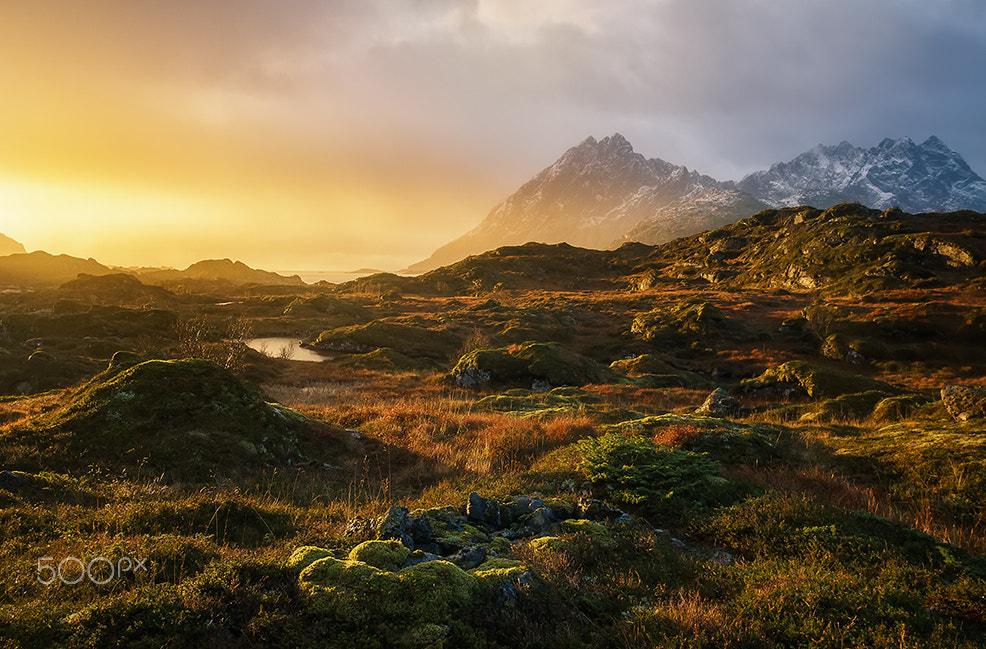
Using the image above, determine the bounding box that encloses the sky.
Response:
[1,0,984,273]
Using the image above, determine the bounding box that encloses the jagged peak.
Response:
[875,136,916,151]
[572,133,633,153]
[920,135,952,153]
[600,132,631,146]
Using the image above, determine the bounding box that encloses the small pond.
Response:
[246,337,329,363]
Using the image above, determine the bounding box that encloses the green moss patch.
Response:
[348,539,411,572]
[601,414,784,464]
[297,551,529,648]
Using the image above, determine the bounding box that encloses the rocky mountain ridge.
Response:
[735,136,986,213]
[410,134,986,272]
[408,134,723,272]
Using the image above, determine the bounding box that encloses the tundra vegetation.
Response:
[0,205,985,648]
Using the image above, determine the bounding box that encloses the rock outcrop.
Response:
[695,388,741,417]
[941,385,986,422]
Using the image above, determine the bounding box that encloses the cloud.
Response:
[1,0,984,269]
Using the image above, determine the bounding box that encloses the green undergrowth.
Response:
[575,433,742,518]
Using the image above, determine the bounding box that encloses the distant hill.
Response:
[0,233,26,256]
[137,259,304,286]
[0,251,114,287]
[57,273,177,307]
[410,134,986,273]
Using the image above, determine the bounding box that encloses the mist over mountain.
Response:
[0,248,304,289]
[409,134,986,273]
[0,251,114,287]
[136,259,304,286]
[407,134,724,272]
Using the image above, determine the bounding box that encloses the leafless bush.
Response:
[174,317,252,372]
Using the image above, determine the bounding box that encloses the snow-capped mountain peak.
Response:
[407,134,986,273]
[738,135,986,212]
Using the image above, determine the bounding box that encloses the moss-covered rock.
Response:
[310,320,460,360]
[450,341,611,388]
[870,394,934,424]
[283,295,369,319]
[610,354,712,389]
[631,300,746,343]
[469,558,529,583]
[558,519,616,547]
[297,553,502,648]
[821,334,889,363]
[338,347,435,371]
[287,546,335,571]
[601,414,783,464]
[609,354,677,376]
[348,539,411,572]
[742,360,897,399]
[527,536,572,554]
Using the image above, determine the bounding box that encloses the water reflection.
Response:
[246,337,328,362]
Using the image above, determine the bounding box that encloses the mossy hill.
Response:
[12,356,328,480]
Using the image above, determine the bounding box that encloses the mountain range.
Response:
[0,248,302,289]
[409,134,986,272]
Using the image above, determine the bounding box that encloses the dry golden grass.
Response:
[650,423,703,448]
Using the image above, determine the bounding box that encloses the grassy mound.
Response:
[15,357,315,480]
